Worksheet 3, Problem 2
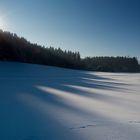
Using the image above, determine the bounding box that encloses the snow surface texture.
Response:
[0,61,140,140]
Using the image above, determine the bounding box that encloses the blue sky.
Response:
[0,0,140,59]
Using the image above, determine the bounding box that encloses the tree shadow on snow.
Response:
[0,63,134,140]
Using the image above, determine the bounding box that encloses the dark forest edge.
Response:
[0,30,140,72]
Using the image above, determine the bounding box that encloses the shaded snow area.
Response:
[0,62,140,140]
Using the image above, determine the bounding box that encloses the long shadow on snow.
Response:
[0,63,133,140]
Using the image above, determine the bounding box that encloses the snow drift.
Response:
[0,61,140,140]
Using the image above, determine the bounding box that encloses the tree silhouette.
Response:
[0,30,139,72]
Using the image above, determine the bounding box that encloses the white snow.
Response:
[0,61,140,140]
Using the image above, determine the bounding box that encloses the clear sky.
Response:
[0,0,140,59]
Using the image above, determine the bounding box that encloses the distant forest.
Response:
[0,30,139,72]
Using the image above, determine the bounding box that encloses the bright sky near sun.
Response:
[0,17,5,29]
[0,0,140,59]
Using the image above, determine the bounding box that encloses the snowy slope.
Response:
[0,61,140,140]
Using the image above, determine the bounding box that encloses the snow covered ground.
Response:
[0,61,140,140]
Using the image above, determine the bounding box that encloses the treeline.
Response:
[82,56,139,72]
[0,30,139,72]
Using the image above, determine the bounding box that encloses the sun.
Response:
[0,17,6,30]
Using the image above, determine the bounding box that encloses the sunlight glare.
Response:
[0,17,6,30]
